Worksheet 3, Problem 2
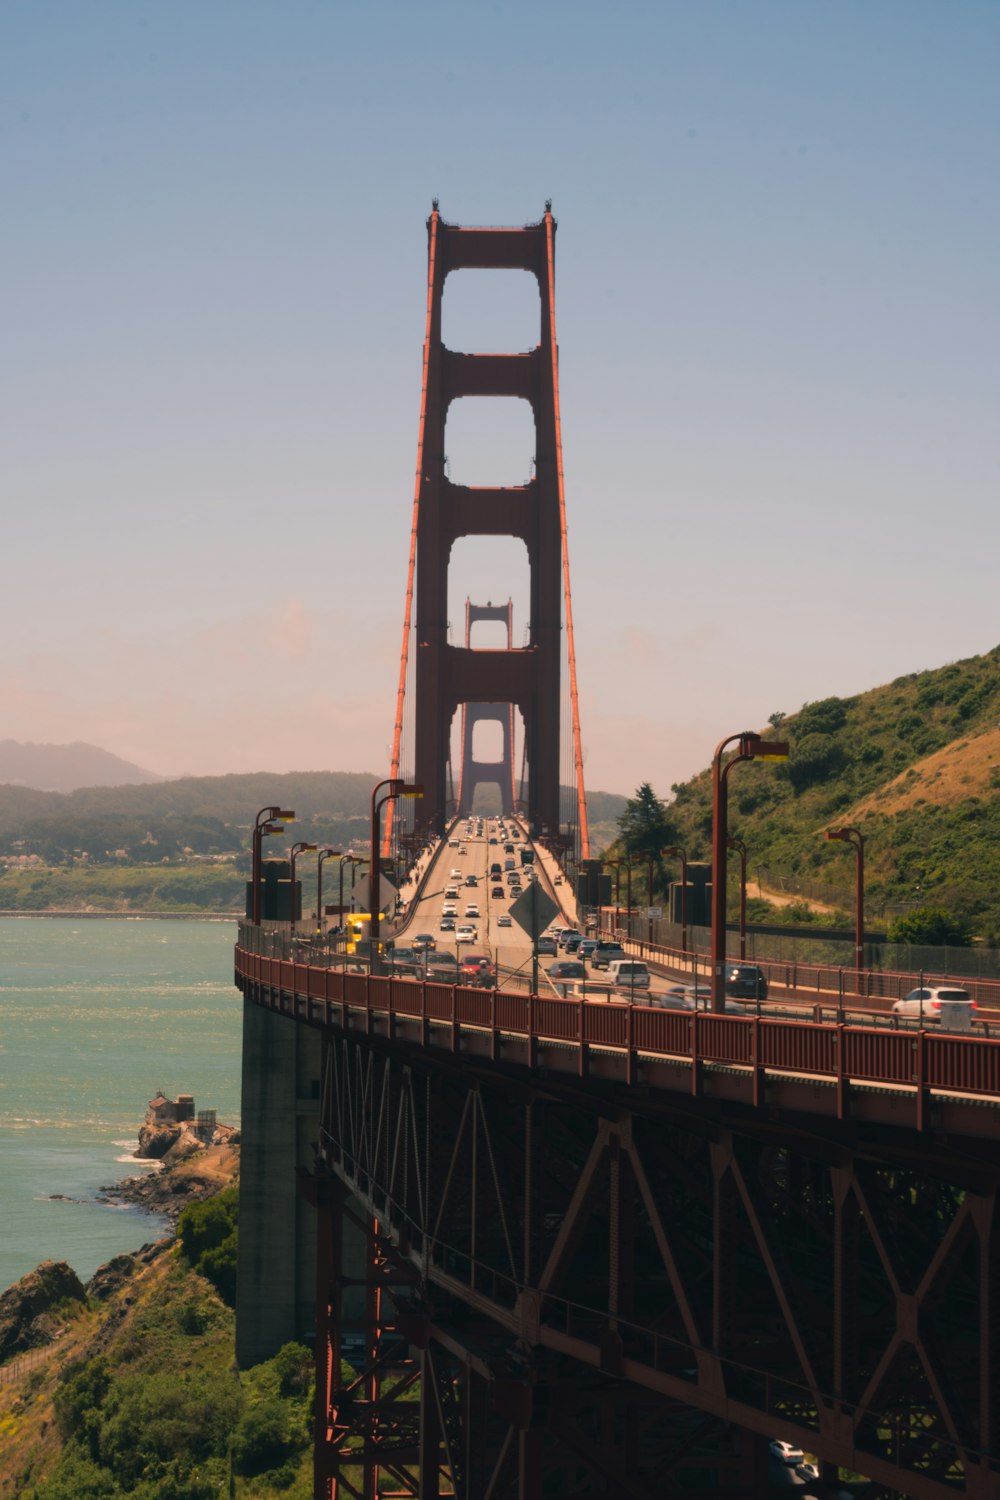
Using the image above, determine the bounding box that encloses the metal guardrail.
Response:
[235,945,1000,1108]
[606,926,1000,1011]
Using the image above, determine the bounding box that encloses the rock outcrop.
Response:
[0,1261,87,1361]
[135,1122,182,1159]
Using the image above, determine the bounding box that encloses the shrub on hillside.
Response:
[177,1186,238,1306]
[887,907,973,947]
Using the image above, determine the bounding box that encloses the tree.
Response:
[887,907,973,947]
[617,784,676,860]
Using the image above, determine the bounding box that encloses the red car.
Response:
[459,953,495,982]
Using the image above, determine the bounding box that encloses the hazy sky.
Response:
[5,2,998,799]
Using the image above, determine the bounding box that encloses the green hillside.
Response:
[657,645,1000,939]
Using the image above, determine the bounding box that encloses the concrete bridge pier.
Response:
[235,997,321,1366]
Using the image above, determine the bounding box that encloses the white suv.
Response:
[607,959,651,991]
[892,986,976,1029]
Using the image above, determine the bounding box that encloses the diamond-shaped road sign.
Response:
[508,881,560,942]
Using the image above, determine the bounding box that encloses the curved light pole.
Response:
[370,779,423,973]
[826,826,865,988]
[251,806,295,924]
[662,845,688,953]
[727,836,748,960]
[711,733,788,1011]
[288,841,318,937]
[315,847,343,938]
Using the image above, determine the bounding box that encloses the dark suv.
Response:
[725,963,768,1000]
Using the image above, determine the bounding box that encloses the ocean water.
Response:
[0,917,241,1293]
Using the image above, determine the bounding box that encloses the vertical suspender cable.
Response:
[544,210,590,859]
[384,210,439,858]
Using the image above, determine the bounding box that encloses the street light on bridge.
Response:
[315,847,343,939]
[727,836,748,960]
[251,807,295,925]
[369,779,423,973]
[825,826,865,988]
[711,734,788,1012]
[288,842,318,938]
[661,846,688,954]
[603,859,622,932]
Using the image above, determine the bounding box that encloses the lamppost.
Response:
[711,733,788,1012]
[251,806,295,925]
[625,859,635,943]
[727,836,748,960]
[370,779,423,973]
[288,841,318,937]
[662,845,688,953]
[826,826,865,987]
[315,847,343,939]
[604,859,622,932]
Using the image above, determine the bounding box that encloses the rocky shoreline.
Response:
[99,1119,240,1222]
[99,1142,238,1221]
[2,1127,241,1365]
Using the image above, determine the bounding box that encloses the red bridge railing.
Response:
[235,946,1000,1115]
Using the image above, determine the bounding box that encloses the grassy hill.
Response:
[660,645,1000,939]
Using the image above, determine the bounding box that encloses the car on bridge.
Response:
[892,985,975,1027]
[653,984,747,1015]
[439,917,455,932]
[607,959,651,991]
[465,875,478,886]
[535,936,557,955]
[724,963,768,1000]
[464,903,481,918]
[411,933,436,951]
[491,885,505,898]
[459,953,495,981]
[549,960,587,980]
[497,914,512,927]
[578,939,598,960]
[590,941,626,970]
[455,925,477,943]
[442,903,457,917]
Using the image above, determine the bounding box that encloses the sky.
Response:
[4,1,998,801]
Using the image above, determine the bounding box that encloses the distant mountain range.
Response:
[0,741,163,795]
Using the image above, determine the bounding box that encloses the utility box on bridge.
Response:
[576,861,611,908]
[669,862,712,928]
[244,859,300,922]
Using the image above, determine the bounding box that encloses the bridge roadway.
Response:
[390,815,573,990]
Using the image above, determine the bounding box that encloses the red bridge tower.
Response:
[387,204,589,855]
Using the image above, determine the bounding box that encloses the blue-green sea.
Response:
[0,917,241,1293]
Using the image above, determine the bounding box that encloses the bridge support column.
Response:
[235,998,320,1367]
